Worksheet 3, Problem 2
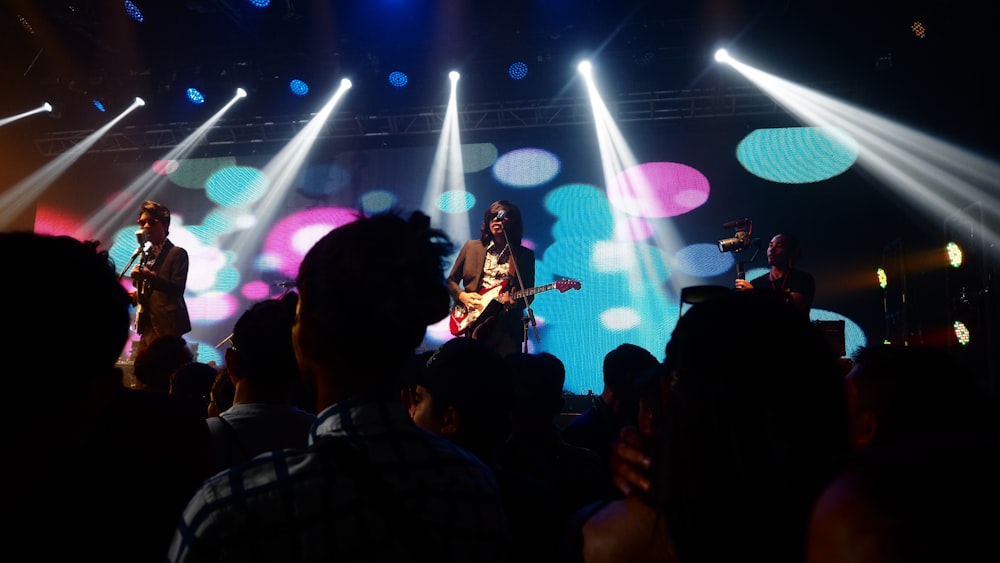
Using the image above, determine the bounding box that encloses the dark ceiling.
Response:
[0,0,997,154]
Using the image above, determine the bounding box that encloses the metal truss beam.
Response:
[33,82,859,157]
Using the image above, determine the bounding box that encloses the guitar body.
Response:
[449,281,509,336]
[449,278,582,336]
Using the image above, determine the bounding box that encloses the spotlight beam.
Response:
[0,99,145,230]
[224,78,353,262]
[718,52,1000,262]
[78,89,250,240]
[424,71,470,243]
[578,61,687,295]
[0,102,54,127]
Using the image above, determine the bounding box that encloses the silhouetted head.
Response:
[659,289,849,563]
[294,210,453,385]
[227,294,300,393]
[0,232,131,401]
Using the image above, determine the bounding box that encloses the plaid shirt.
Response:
[167,394,511,562]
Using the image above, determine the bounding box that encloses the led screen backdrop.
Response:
[31,115,944,395]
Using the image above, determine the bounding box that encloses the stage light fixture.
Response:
[911,21,926,39]
[388,71,408,88]
[43,102,52,112]
[135,97,145,106]
[946,241,963,268]
[186,88,206,105]
[953,320,971,346]
[249,0,270,7]
[17,15,36,35]
[508,61,528,80]
[92,99,106,112]
[449,71,460,82]
[289,79,309,96]
[577,60,592,74]
[876,267,887,289]
[236,88,247,98]
[124,1,145,22]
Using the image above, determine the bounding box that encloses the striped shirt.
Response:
[167,394,511,562]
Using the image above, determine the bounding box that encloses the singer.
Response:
[130,200,192,357]
[734,232,815,316]
[446,200,535,357]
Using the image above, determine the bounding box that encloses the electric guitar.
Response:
[449,278,581,336]
[133,246,154,331]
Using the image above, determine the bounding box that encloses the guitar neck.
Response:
[511,282,559,300]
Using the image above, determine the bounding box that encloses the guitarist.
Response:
[446,200,535,358]
[130,200,192,358]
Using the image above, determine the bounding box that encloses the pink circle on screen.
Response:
[263,206,360,279]
[607,162,710,218]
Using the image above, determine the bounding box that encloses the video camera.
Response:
[718,218,753,253]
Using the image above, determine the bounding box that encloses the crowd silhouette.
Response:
[7,209,998,563]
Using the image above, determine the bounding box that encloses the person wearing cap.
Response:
[408,336,512,464]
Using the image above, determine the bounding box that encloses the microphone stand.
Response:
[118,247,143,281]
[498,223,539,352]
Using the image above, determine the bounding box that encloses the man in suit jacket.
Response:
[446,200,535,358]
[131,199,192,356]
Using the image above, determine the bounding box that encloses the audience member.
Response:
[409,336,512,464]
[206,295,316,472]
[570,290,849,563]
[170,361,219,415]
[560,343,659,478]
[495,352,611,561]
[807,434,1000,563]
[2,232,213,563]
[206,366,235,418]
[167,210,510,562]
[803,343,999,562]
[133,334,193,393]
[843,343,989,451]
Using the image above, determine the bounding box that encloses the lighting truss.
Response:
[33,82,859,157]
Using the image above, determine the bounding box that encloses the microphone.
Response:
[722,218,750,229]
[274,280,297,288]
[494,210,506,222]
[131,241,152,262]
[135,229,148,247]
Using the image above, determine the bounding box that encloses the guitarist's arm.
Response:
[446,241,485,312]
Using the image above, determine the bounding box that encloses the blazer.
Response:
[136,239,192,337]
[446,239,536,310]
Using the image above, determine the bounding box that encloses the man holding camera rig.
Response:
[734,232,815,317]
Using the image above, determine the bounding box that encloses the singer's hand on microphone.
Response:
[131,266,153,281]
[734,279,753,291]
